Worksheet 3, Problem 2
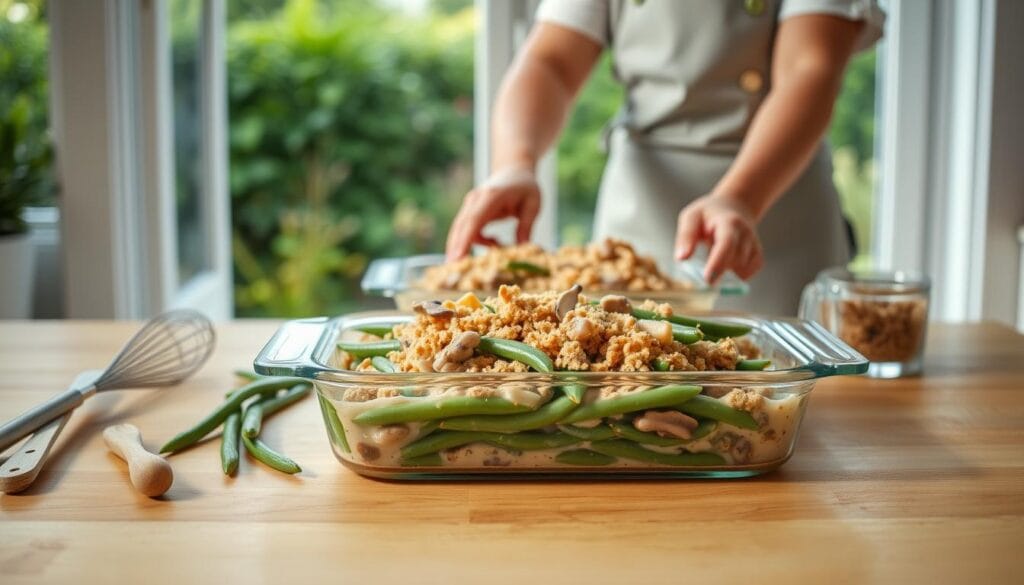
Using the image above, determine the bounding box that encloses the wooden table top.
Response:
[1,320,1022,584]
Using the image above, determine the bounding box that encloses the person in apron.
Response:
[445,0,884,315]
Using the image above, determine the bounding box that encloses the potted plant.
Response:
[1,14,53,318]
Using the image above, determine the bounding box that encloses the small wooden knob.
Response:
[103,423,173,497]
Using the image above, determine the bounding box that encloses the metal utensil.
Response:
[0,309,215,493]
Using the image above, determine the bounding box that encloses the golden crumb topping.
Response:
[348,286,749,374]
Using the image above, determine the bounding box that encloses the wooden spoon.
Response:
[103,424,173,497]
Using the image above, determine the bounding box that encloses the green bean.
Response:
[317,393,350,453]
[609,422,689,446]
[651,358,671,371]
[440,395,578,432]
[160,376,307,453]
[589,439,726,466]
[233,369,262,382]
[555,449,617,466]
[671,323,703,344]
[628,306,751,340]
[561,384,586,404]
[691,419,718,440]
[413,420,440,440]
[675,394,759,430]
[477,336,554,372]
[401,453,443,467]
[241,434,301,474]
[220,410,241,476]
[483,303,496,314]
[736,358,771,371]
[371,356,397,373]
[401,431,486,459]
[353,396,535,426]
[337,339,401,359]
[401,431,579,459]
[242,384,311,439]
[485,432,579,451]
[354,324,395,337]
[561,384,702,424]
[557,424,616,441]
[507,260,550,276]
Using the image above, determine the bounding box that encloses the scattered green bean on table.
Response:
[241,434,302,474]
[160,376,306,454]
[220,410,241,476]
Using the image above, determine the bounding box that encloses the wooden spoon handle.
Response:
[103,424,173,497]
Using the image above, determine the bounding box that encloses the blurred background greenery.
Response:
[1,0,877,315]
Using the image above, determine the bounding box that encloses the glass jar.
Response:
[800,268,930,378]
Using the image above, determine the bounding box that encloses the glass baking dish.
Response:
[255,311,867,479]
[361,254,748,312]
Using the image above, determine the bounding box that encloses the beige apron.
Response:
[590,0,851,315]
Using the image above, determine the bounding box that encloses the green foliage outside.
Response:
[1,0,876,314]
[0,0,52,235]
[227,0,474,315]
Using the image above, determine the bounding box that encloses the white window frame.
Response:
[476,0,557,249]
[876,0,1024,325]
[49,0,232,319]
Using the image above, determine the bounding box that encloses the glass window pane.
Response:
[228,0,475,317]
[1,0,55,228]
[828,47,878,270]
[171,0,209,284]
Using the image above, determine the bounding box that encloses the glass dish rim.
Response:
[361,254,751,298]
[254,311,870,385]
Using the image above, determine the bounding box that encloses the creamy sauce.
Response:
[326,391,807,469]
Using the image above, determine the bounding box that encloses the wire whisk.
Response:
[94,309,216,391]
[0,309,217,454]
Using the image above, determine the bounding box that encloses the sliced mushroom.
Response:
[432,330,481,372]
[371,424,411,447]
[555,284,583,321]
[637,319,673,344]
[633,410,700,440]
[413,300,455,319]
[567,316,598,342]
[356,442,381,462]
[599,294,632,314]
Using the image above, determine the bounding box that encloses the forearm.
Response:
[489,23,601,174]
[711,70,843,220]
[712,15,864,221]
[491,59,577,172]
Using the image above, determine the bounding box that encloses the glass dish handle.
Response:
[765,319,869,377]
[254,317,331,378]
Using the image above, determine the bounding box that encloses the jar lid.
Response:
[819,267,931,295]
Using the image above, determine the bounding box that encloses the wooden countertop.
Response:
[1,320,1022,584]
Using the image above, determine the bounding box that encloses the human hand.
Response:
[674,194,764,283]
[445,167,541,261]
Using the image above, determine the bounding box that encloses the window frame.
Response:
[49,0,232,319]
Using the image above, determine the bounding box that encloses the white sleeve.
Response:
[535,0,611,47]
[779,0,886,52]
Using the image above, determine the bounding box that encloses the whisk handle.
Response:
[0,388,88,453]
